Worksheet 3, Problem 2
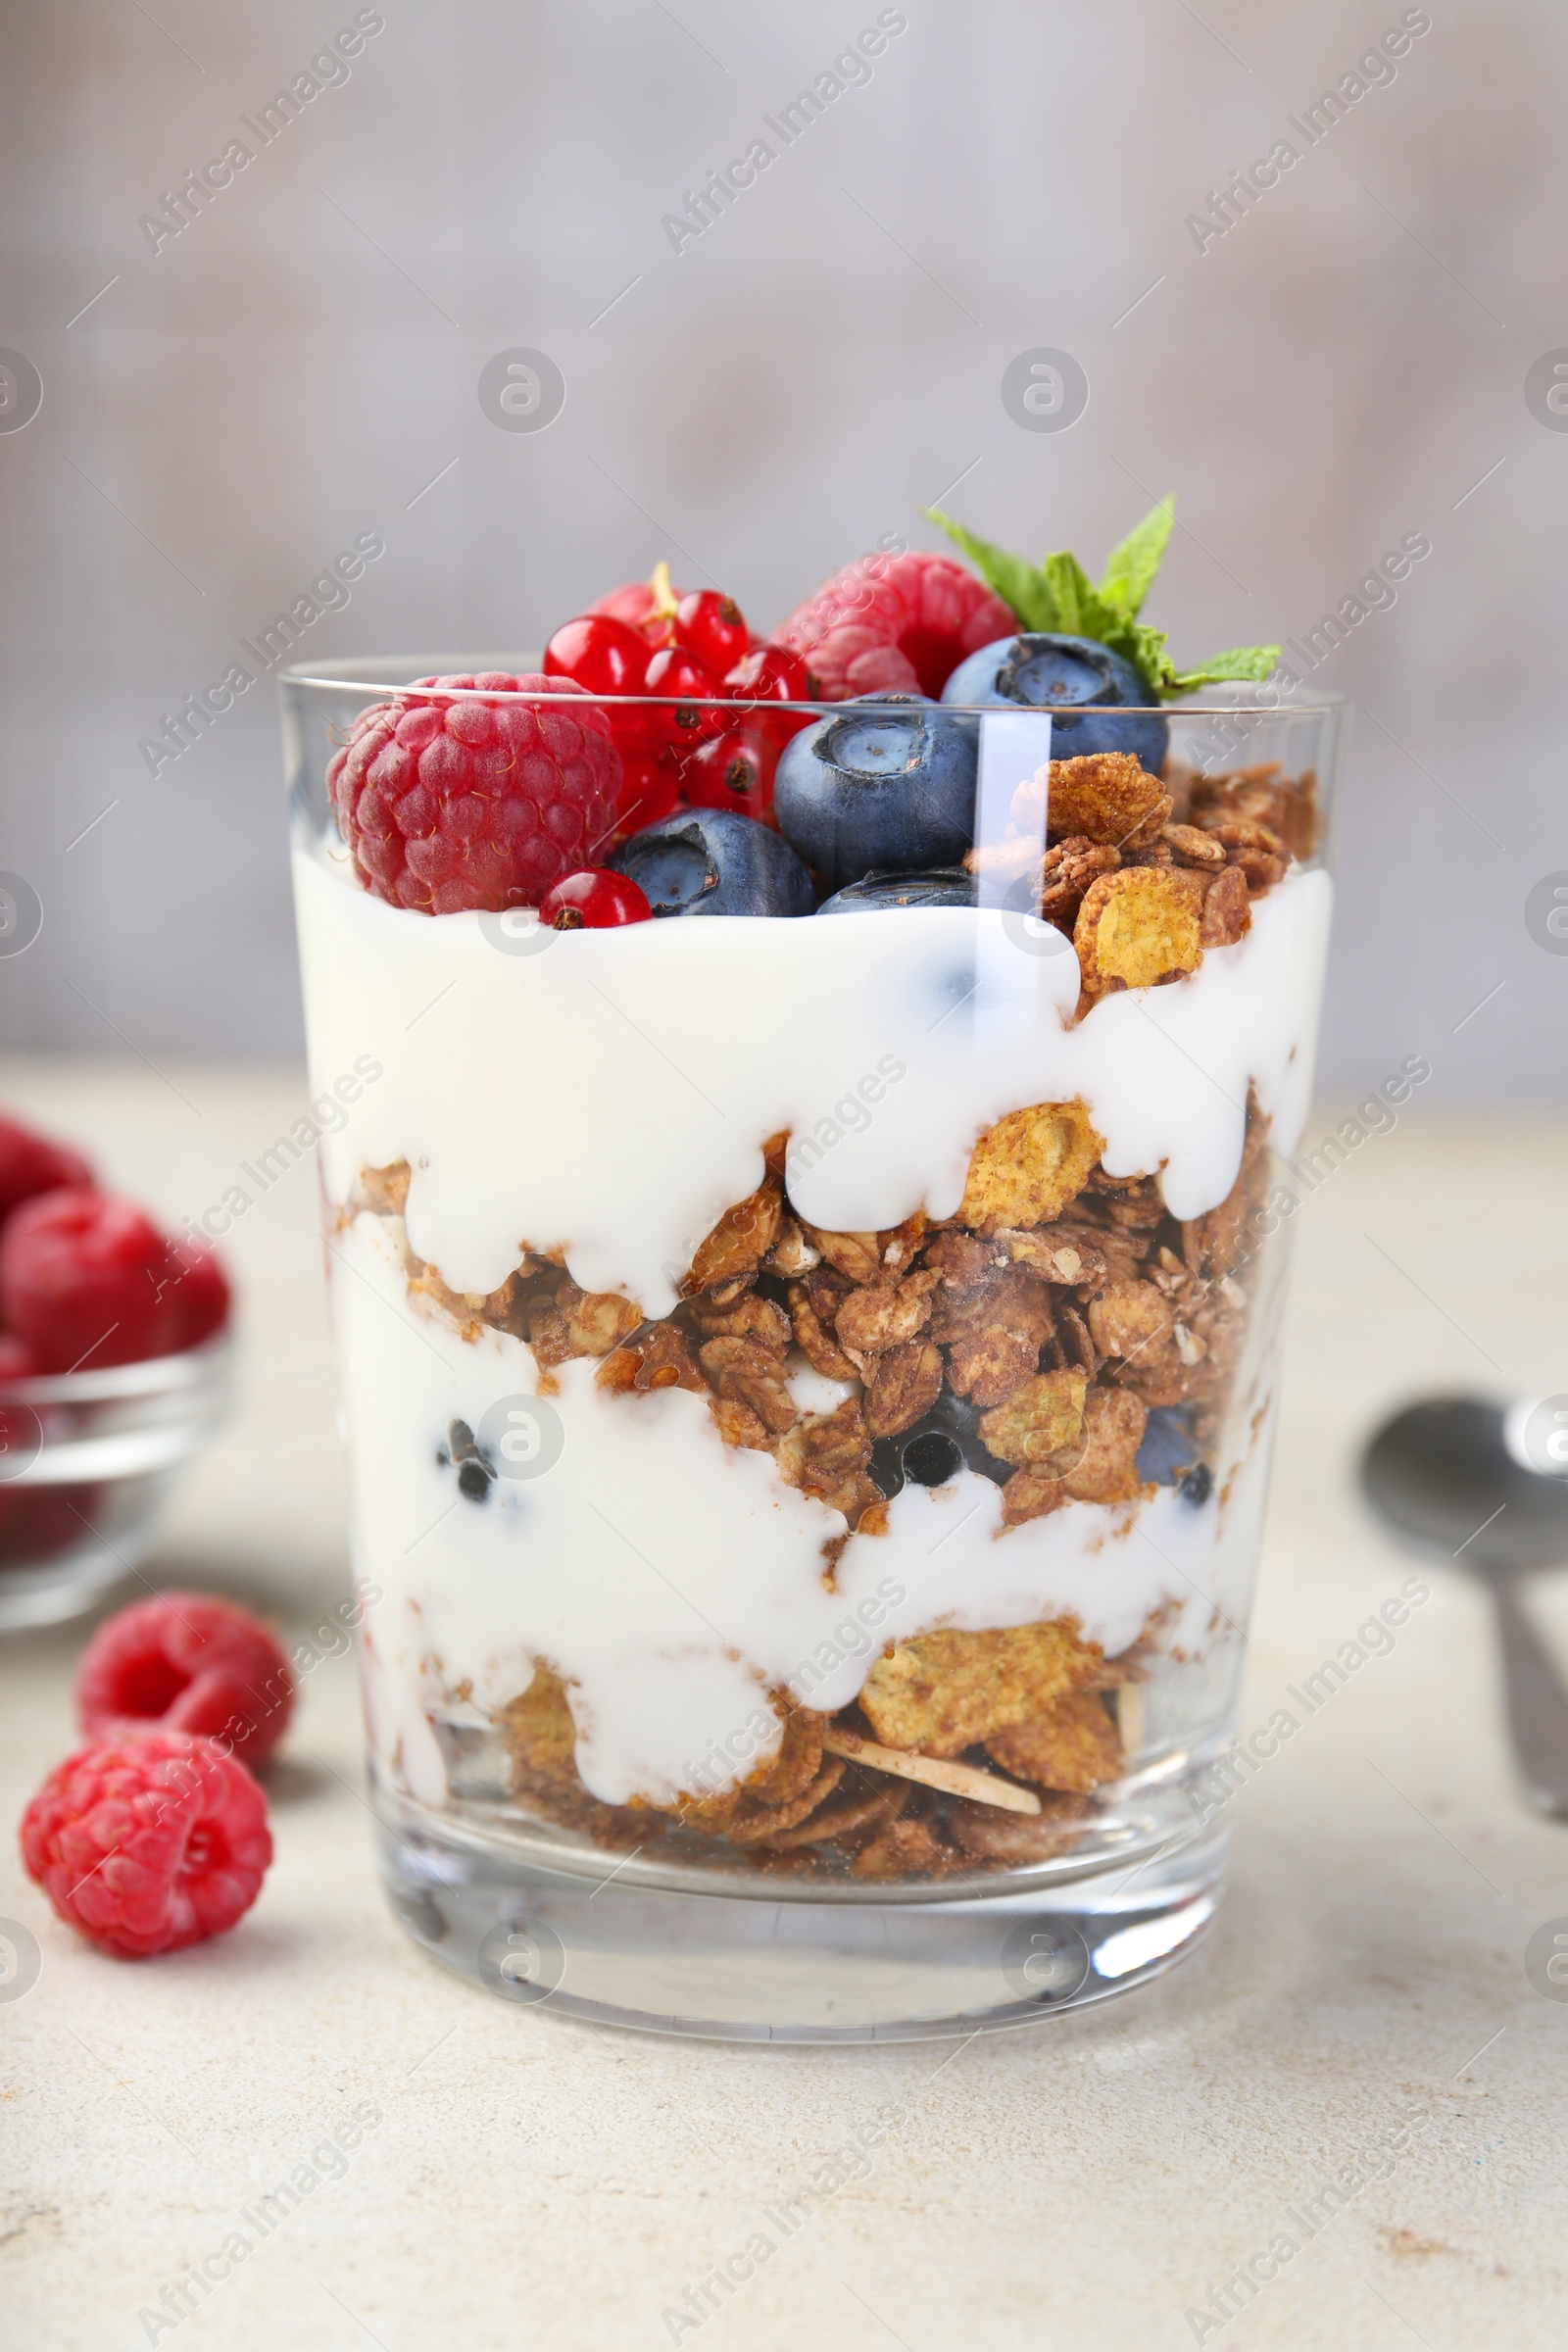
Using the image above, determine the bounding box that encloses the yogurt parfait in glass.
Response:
[282,513,1343,2039]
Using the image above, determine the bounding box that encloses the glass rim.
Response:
[0,1331,233,1407]
[279,657,1347,723]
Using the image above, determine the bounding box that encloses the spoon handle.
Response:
[1494,1578,1568,1817]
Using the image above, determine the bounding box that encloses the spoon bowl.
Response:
[1361,1396,1568,1817]
[1362,1396,1568,1579]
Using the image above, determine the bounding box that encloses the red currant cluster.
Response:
[543,564,818,836]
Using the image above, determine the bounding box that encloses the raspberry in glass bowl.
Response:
[0,1135,233,1630]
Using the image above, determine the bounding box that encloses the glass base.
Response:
[378,1795,1225,2042]
[0,1550,130,1632]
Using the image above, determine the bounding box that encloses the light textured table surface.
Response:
[3,1059,1567,2352]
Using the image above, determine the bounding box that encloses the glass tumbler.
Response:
[281,657,1344,2040]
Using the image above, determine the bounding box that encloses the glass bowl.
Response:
[0,1339,234,1631]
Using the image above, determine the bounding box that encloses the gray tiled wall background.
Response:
[1,0,1562,1097]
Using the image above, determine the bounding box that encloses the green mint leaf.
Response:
[1041,550,1120,642]
[1169,644,1282,692]
[926,503,1277,703]
[1098,497,1175,619]
[1120,620,1177,695]
[922,507,1057,631]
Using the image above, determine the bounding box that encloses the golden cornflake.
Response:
[958,1099,1103,1235]
[1000,1467,1067,1527]
[985,1692,1125,1793]
[977,1369,1089,1466]
[1048,1384,1148,1502]
[858,1618,1112,1758]
[725,1758,847,1845]
[1075,866,1206,997]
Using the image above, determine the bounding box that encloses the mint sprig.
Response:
[922,497,1279,702]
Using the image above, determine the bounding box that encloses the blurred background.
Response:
[0,0,1561,1094]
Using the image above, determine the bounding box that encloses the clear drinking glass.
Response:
[281,656,1344,2040]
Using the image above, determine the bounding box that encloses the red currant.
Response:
[589,577,686,648]
[543,614,650,698]
[644,646,727,752]
[615,752,681,834]
[675,590,750,677]
[544,614,659,760]
[725,643,817,705]
[679,729,779,825]
[724,643,820,753]
[539,868,653,930]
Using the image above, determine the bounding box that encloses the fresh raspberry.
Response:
[326,673,621,915]
[75,1591,295,1764]
[539,867,653,930]
[0,1189,230,1373]
[21,1731,270,1958]
[162,1235,230,1354]
[0,1116,92,1229]
[775,549,1015,700]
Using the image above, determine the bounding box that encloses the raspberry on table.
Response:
[75,1590,295,1764]
[0,1189,230,1373]
[326,672,621,914]
[21,1730,271,1958]
[0,1115,92,1229]
[775,549,1015,700]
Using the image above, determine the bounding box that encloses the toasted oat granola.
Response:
[352,743,1310,1881]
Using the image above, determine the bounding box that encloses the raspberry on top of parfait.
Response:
[326,672,621,916]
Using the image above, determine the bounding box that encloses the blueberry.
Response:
[928,1390,1013,1487]
[816,867,975,913]
[942,632,1168,773]
[773,692,979,891]
[1179,1461,1213,1506]
[446,1418,495,1503]
[1134,1405,1199,1488]
[869,1394,1012,1500]
[869,1436,907,1499]
[902,1431,964,1488]
[609,808,813,918]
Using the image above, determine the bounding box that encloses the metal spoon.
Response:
[1361,1397,1568,1818]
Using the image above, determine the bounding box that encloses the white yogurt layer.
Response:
[292,845,1332,1807]
[294,849,1333,1319]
